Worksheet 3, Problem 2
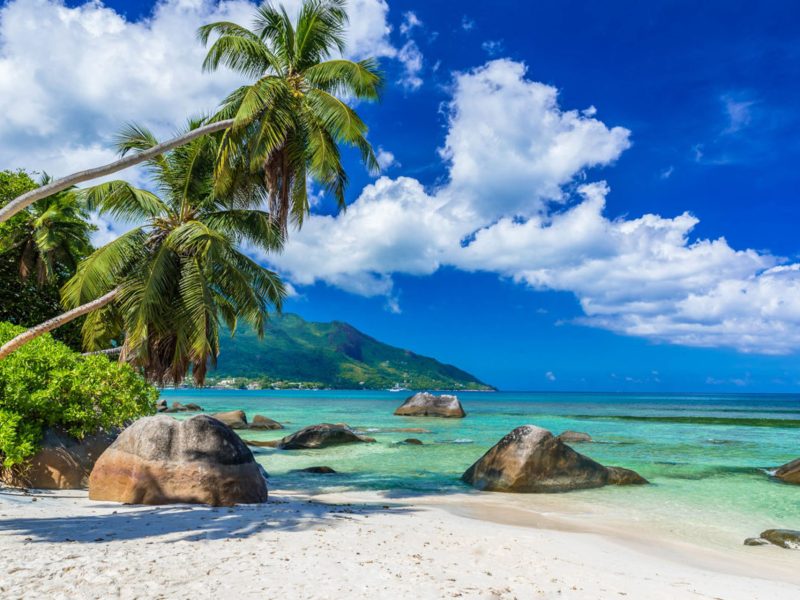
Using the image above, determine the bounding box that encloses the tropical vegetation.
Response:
[59,120,287,385]
[0,170,94,349]
[209,313,494,390]
[197,0,383,232]
[0,322,157,467]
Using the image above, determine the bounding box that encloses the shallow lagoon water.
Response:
[162,389,800,545]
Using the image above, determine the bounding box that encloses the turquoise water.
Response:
[162,389,800,543]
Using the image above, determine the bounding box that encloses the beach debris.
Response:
[462,425,648,493]
[276,423,376,449]
[772,458,800,484]
[557,430,593,443]
[394,392,466,418]
[759,529,800,550]
[249,415,284,430]
[88,415,268,506]
[1,428,117,490]
[210,409,249,429]
[291,466,337,474]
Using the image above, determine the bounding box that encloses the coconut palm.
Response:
[0,176,94,285]
[0,122,286,384]
[199,0,383,233]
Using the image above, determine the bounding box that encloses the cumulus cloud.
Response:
[267,58,800,355]
[0,0,398,178]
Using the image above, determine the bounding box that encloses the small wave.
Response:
[452,438,474,444]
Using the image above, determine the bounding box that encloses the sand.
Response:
[1,486,798,600]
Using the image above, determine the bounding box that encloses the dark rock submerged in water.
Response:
[394,392,466,418]
[1,428,116,490]
[402,438,424,445]
[165,401,203,413]
[249,415,284,430]
[277,424,375,450]
[760,529,800,549]
[773,458,800,484]
[462,425,648,493]
[558,430,593,443]
[291,466,337,474]
[88,415,267,506]
[211,410,249,429]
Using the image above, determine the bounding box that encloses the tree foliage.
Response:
[199,0,384,233]
[0,322,157,467]
[0,170,94,350]
[64,120,287,385]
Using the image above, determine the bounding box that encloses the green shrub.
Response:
[0,321,158,466]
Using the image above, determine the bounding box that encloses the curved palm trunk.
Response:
[0,288,120,360]
[81,347,123,357]
[0,119,235,223]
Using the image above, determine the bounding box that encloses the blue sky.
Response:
[3,0,800,391]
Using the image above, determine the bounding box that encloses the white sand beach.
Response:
[1,487,797,600]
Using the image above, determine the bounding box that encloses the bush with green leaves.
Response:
[0,321,158,466]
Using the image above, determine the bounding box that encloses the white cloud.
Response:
[397,40,423,90]
[545,371,556,381]
[481,39,504,56]
[376,147,399,170]
[0,0,399,179]
[267,58,800,355]
[721,94,756,134]
[399,11,421,36]
[461,16,475,32]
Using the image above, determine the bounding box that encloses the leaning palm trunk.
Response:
[0,288,120,360]
[0,119,234,223]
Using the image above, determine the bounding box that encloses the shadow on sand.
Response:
[0,491,416,544]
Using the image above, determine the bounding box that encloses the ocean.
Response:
[161,389,800,546]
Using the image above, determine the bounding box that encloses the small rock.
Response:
[558,430,593,443]
[760,529,800,549]
[211,410,248,429]
[744,537,770,546]
[291,466,337,474]
[394,392,466,418]
[276,424,375,450]
[249,415,283,430]
[772,458,800,485]
[402,438,423,445]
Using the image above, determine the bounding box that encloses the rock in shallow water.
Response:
[394,392,466,418]
[211,410,248,429]
[88,415,267,506]
[291,466,337,474]
[773,458,800,484]
[277,424,375,450]
[249,414,284,430]
[462,425,648,493]
[557,430,593,443]
[760,529,800,549]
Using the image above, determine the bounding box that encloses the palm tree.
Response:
[0,122,286,385]
[0,0,384,230]
[0,175,94,285]
[199,0,383,233]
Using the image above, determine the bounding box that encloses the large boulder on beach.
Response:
[277,424,375,450]
[1,428,116,490]
[773,458,800,484]
[462,425,648,493]
[394,392,466,418]
[210,410,248,429]
[88,415,267,506]
[249,415,283,430]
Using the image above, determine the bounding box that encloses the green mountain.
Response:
[210,313,493,391]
